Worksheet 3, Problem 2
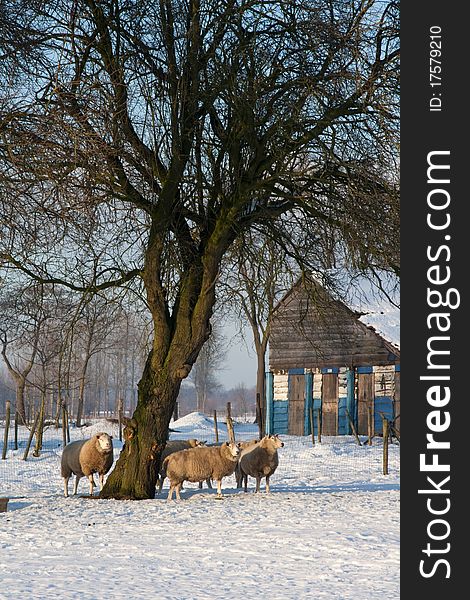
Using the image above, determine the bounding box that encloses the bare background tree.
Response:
[189,325,226,414]
[0,0,399,498]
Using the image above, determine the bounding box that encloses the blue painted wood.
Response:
[346,369,356,434]
[374,396,394,433]
[395,364,401,372]
[288,368,305,375]
[321,367,339,374]
[272,400,289,435]
[304,373,313,435]
[265,372,274,434]
[338,397,348,435]
[356,366,373,374]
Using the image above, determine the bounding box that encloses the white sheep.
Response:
[238,434,284,493]
[164,441,240,500]
[156,438,207,492]
[61,432,114,497]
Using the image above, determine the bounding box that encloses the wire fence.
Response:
[0,410,399,499]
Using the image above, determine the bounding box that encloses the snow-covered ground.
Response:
[0,413,399,599]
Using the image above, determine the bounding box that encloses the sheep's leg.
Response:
[266,476,270,493]
[88,474,95,496]
[255,476,261,493]
[206,478,212,489]
[63,477,70,498]
[98,473,105,491]
[198,481,203,489]
[157,476,164,493]
[175,483,182,501]
[216,480,223,498]
[167,484,174,501]
[73,475,81,496]
[243,474,248,492]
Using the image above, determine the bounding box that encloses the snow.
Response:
[0,413,399,599]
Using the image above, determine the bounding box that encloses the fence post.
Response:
[62,402,67,448]
[14,410,18,451]
[316,408,322,443]
[213,410,219,443]
[226,402,235,443]
[345,408,362,446]
[309,406,315,446]
[367,405,373,445]
[2,401,11,460]
[382,416,389,475]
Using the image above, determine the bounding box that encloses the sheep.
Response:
[238,434,284,493]
[235,439,260,488]
[156,438,207,492]
[61,432,114,498]
[164,441,240,500]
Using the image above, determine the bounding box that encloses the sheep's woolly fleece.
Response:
[0,413,399,600]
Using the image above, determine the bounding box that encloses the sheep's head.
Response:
[224,441,241,459]
[96,433,113,452]
[261,434,284,449]
[188,438,203,447]
[269,434,284,448]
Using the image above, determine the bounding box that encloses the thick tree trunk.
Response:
[100,353,182,500]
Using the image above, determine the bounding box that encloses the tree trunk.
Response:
[16,379,27,425]
[100,354,181,500]
[255,352,266,438]
[253,335,268,438]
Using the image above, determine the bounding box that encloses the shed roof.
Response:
[269,278,400,371]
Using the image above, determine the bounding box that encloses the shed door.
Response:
[321,373,338,435]
[357,372,374,435]
[288,375,305,436]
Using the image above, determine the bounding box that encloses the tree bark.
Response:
[100,353,182,499]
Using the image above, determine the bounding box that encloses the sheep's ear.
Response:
[237,442,242,448]
[224,441,229,446]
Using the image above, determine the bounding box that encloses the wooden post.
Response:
[309,406,315,446]
[14,410,18,451]
[382,416,389,475]
[367,405,373,445]
[345,408,362,446]
[226,402,235,443]
[316,408,322,443]
[62,402,67,448]
[213,410,219,443]
[23,411,41,461]
[118,398,123,442]
[2,401,11,460]
[66,406,70,443]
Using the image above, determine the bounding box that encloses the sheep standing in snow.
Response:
[235,439,260,488]
[61,432,114,497]
[156,439,207,492]
[238,434,284,493]
[164,441,240,500]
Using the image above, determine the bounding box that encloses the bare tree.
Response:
[0,283,46,423]
[189,326,226,413]
[0,0,399,498]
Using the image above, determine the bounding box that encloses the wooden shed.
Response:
[266,278,400,437]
